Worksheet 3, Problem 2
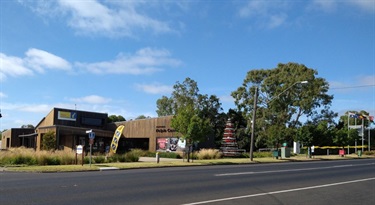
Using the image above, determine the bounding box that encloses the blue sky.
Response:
[0,0,374,130]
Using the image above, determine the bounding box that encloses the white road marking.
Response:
[215,162,374,177]
[181,177,375,205]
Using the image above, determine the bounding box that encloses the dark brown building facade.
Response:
[1,128,35,149]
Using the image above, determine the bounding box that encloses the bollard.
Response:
[156,152,160,163]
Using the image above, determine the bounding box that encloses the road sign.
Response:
[89,132,95,139]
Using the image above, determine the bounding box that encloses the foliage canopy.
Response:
[231,62,335,148]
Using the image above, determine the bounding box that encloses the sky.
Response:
[0,0,374,130]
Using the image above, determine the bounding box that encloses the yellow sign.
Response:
[110,125,125,154]
[58,111,77,121]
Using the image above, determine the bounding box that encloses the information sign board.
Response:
[76,145,83,154]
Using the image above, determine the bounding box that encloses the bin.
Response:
[339,149,345,157]
[281,147,290,158]
[357,150,362,157]
[273,150,280,159]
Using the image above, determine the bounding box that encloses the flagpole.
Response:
[362,118,364,152]
[348,112,350,155]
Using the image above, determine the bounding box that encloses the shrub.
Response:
[94,156,106,163]
[196,149,222,160]
[117,154,127,162]
[0,147,38,165]
[84,156,91,164]
[363,150,375,155]
[129,149,147,157]
[42,131,56,151]
[124,152,139,162]
[253,151,273,158]
[107,154,119,163]
[238,152,272,158]
[157,151,182,159]
[54,150,75,165]
[13,155,37,165]
[45,156,60,165]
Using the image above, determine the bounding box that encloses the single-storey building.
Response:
[1,107,215,153]
[1,128,35,149]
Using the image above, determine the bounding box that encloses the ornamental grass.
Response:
[196,149,222,160]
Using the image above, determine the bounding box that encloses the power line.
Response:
[330,84,375,90]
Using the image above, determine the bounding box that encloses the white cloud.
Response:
[239,0,374,29]
[25,48,71,73]
[0,49,71,81]
[0,53,33,81]
[220,94,235,103]
[135,83,173,94]
[77,47,181,75]
[356,75,375,85]
[0,92,7,98]
[238,0,289,29]
[69,95,112,104]
[1,47,181,81]
[349,0,375,12]
[22,0,178,38]
[19,104,51,113]
[329,75,375,94]
[310,0,375,13]
[268,14,288,29]
[310,0,337,12]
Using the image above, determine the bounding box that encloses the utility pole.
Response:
[250,87,258,161]
[248,81,308,161]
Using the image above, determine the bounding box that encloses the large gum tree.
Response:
[231,62,334,148]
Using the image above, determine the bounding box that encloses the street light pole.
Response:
[249,81,308,161]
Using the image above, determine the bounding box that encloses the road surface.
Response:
[1,159,374,205]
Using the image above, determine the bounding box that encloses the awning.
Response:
[19,133,38,138]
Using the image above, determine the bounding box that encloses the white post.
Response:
[293,141,300,154]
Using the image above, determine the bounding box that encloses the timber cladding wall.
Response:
[117,115,180,138]
[117,115,181,152]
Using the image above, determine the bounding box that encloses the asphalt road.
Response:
[1,159,374,205]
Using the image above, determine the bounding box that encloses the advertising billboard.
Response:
[58,111,77,121]
[156,137,186,152]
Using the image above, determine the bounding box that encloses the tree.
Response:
[135,115,150,120]
[42,131,56,151]
[297,120,335,157]
[333,129,358,149]
[157,77,223,145]
[171,105,211,143]
[21,124,35,129]
[335,110,373,149]
[156,96,174,116]
[108,115,126,123]
[231,62,334,149]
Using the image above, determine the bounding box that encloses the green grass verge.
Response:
[2,154,373,172]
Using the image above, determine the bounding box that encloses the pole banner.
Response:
[110,125,125,154]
